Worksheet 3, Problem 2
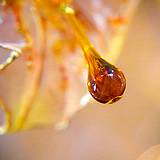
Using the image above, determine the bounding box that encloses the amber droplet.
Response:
[86,48,126,104]
[61,4,126,104]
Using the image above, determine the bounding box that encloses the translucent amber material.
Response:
[86,48,126,104]
[61,4,126,104]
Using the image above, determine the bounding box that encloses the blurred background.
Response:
[0,0,160,160]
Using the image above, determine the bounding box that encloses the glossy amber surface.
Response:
[87,53,126,104]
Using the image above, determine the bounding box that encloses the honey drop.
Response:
[86,48,126,104]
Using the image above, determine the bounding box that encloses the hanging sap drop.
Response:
[60,4,126,104]
[86,48,126,104]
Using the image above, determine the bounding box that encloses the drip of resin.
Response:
[85,47,126,104]
[61,4,126,104]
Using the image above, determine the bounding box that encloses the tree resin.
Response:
[86,47,126,104]
[61,4,126,104]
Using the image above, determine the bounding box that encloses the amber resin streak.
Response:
[61,4,126,104]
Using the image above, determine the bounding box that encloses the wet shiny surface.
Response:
[88,57,126,104]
